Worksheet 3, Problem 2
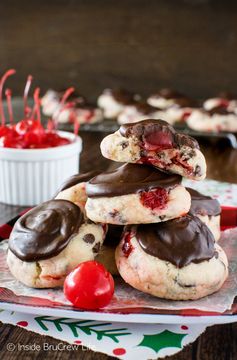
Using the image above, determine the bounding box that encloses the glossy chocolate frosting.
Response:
[86,163,181,198]
[152,88,184,99]
[208,105,234,116]
[120,119,199,149]
[9,200,83,262]
[187,187,221,216]
[104,89,137,105]
[56,171,99,194]
[136,214,216,268]
[134,102,161,114]
[173,96,197,108]
[104,225,124,247]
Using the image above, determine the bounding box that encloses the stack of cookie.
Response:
[7,118,228,301]
[85,119,228,300]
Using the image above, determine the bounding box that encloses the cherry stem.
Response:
[23,75,33,118]
[32,87,41,123]
[0,69,16,127]
[74,120,80,136]
[60,87,75,105]
[5,89,14,124]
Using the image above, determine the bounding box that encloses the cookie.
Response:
[147,89,192,110]
[56,104,103,125]
[203,92,237,112]
[115,215,228,300]
[117,102,164,125]
[55,171,99,211]
[85,163,191,224]
[95,225,123,275]
[7,200,105,288]
[100,119,206,180]
[187,187,221,241]
[187,106,237,132]
[97,89,140,119]
[41,89,85,118]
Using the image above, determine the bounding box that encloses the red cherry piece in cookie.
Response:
[181,110,192,121]
[140,188,168,210]
[143,131,173,150]
[64,261,114,310]
[218,99,229,108]
[122,231,134,258]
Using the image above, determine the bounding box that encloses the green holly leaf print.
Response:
[138,330,186,353]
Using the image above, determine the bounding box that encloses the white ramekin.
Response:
[0,131,82,206]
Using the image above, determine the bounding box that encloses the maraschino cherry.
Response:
[0,69,74,149]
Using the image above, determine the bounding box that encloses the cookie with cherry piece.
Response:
[115,215,228,300]
[100,119,207,180]
[187,105,237,133]
[85,163,191,225]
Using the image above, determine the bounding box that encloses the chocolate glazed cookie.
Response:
[55,171,100,212]
[7,199,106,288]
[115,214,228,300]
[100,119,207,180]
[187,187,221,241]
[85,163,191,225]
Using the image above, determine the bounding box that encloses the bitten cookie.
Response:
[55,171,99,211]
[85,163,191,224]
[115,215,228,300]
[7,200,105,288]
[100,119,206,180]
[187,187,221,241]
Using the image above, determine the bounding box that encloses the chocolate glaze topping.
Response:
[150,89,197,107]
[86,163,181,198]
[120,119,199,149]
[56,171,99,194]
[208,105,234,116]
[9,200,83,262]
[136,214,216,268]
[173,96,197,108]
[187,187,221,216]
[152,88,184,99]
[104,225,124,247]
[59,90,86,104]
[134,102,161,114]
[104,89,137,105]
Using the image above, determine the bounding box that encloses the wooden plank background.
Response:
[0,0,236,100]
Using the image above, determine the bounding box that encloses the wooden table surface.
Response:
[0,131,237,359]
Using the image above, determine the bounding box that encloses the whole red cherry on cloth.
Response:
[64,261,114,310]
